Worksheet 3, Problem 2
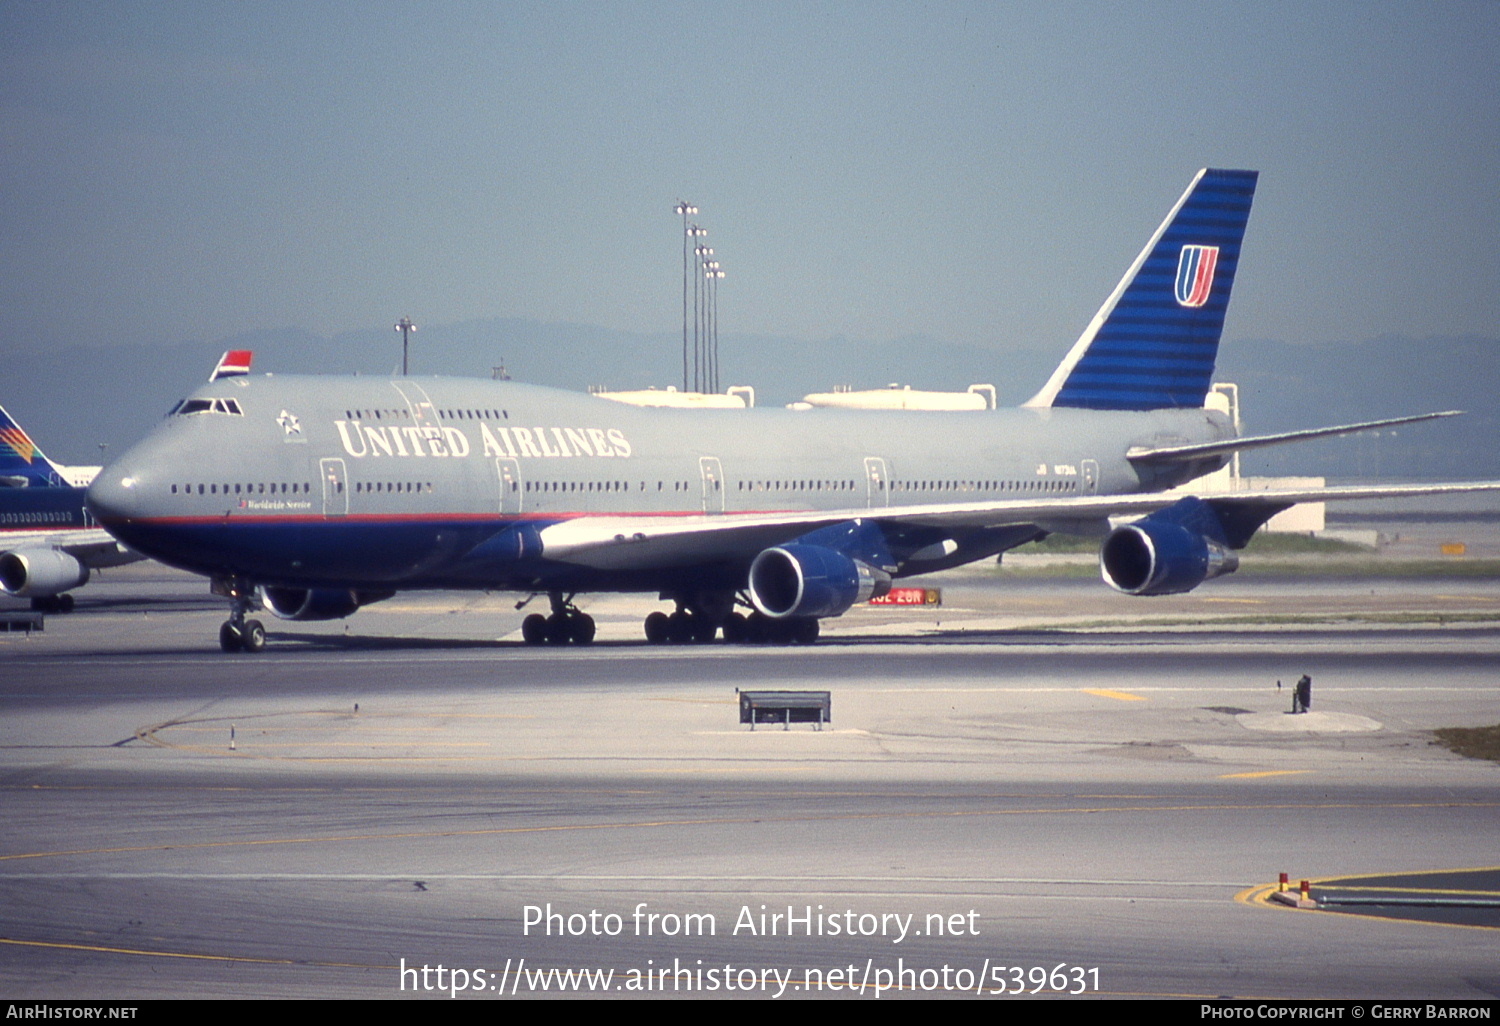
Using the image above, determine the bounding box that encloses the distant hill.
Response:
[1,320,1494,480]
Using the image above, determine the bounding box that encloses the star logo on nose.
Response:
[277,410,301,436]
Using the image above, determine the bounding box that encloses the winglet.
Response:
[1026,169,1259,411]
[210,350,254,381]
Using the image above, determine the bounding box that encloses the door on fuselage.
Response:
[1081,458,1099,495]
[320,458,348,516]
[495,457,522,515]
[699,456,725,513]
[863,457,890,508]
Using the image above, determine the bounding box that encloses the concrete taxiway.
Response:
[1,563,1497,999]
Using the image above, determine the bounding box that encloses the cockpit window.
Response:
[171,398,244,417]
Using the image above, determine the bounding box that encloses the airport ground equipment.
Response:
[739,690,831,731]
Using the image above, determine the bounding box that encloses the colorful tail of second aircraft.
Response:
[0,403,79,488]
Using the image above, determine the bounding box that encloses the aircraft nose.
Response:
[86,459,148,524]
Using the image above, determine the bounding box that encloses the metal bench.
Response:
[0,612,44,635]
[738,690,830,731]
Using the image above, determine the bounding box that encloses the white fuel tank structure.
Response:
[789,383,997,411]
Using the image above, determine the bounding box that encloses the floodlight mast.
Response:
[674,201,698,391]
[394,317,417,376]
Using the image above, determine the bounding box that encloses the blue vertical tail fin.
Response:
[0,403,67,487]
[1025,168,1258,411]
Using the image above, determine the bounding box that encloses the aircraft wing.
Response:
[535,480,1500,570]
[1,527,136,566]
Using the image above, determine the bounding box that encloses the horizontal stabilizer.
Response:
[1127,411,1463,465]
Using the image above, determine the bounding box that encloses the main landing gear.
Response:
[641,592,820,646]
[30,594,75,614]
[520,592,596,645]
[217,578,266,654]
[733,613,820,645]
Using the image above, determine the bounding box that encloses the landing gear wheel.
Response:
[545,612,572,644]
[667,610,694,644]
[745,611,772,644]
[791,617,820,645]
[219,621,243,653]
[521,613,548,644]
[765,616,795,645]
[241,619,267,653]
[644,611,670,644]
[691,614,718,643]
[722,611,748,643]
[568,613,596,645]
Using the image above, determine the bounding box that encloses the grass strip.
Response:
[1433,725,1500,764]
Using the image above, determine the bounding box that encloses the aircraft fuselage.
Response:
[88,374,1231,593]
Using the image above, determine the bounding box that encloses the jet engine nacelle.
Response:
[747,544,891,619]
[1100,512,1239,596]
[260,586,390,621]
[0,548,89,597]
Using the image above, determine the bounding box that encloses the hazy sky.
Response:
[2,1,1497,358]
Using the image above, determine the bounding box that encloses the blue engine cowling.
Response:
[0,548,89,597]
[260,586,393,621]
[748,544,891,619]
[1100,498,1240,596]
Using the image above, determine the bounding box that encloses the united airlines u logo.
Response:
[1174,245,1219,307]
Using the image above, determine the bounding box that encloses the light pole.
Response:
[703,260,720,392]
[703,262,716,393]
[694,240,712,392]
[394,317,417,376]
[689,230,709,391]
[674,202,697,392]
[709,264,724,393]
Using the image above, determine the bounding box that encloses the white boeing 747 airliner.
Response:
[87,170,1496,651]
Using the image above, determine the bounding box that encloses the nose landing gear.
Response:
[216,578,266,653]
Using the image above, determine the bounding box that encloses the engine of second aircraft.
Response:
[0,548,89,597]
